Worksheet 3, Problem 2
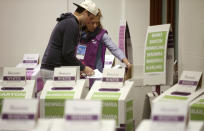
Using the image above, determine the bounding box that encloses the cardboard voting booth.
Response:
[143,25,175,111]
[16,54,43,97]
[150,71,204,131]
[139,73,204,131]
[153,71,203,104]
[49,100,116,131]
[0,99,38,130]
[39,67,88,118]
[64,100,102,130]
[151,100,189,131]
[0,67,35,113]
[0,99,52,131]
[86,68,135,131]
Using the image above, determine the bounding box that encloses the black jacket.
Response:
[41,13,85,71]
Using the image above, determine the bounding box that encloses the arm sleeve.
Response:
[102,33,126,61]
[61,20,85,71]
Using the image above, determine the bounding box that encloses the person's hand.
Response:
[122,58,132,69]
[83,66,95,76]
[126,62,132,70]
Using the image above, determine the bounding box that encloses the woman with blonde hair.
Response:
[77,9,131,72]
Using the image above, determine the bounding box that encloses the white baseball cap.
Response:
[74,0,99,16]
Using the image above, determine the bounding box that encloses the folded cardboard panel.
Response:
[86,81,135,131]
[39,79,87,118]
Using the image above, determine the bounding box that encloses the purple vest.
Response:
[82,29,107,69]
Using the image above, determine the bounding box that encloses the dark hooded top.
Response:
[41,13,85,71]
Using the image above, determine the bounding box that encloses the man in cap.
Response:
[40,0,98,81]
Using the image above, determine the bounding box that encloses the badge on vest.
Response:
[76,44,87,60]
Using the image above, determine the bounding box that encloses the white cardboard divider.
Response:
[0,99,38,131]
[64,100,102,131]
[17,54,40,70]
[177,71,202,92]
[118,19,133,66]
[119,19,126,55]
[23,54,39,65]
[101,68,125,88]
[152,71,203,105]
[2,67,26,87]
[143,24,170,85]
[151,100,188,131]
[86,80,135,131]
[16,54,41,82]
[104,55,115,69]
[53,66,80,87]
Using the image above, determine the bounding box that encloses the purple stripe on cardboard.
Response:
[3,76,25,81]
[105,61,113,64]
[102,77,123,82]
[54,76,75,81]
[51,87,73,90]
[178,80,198,86]
[2,113,35,120]
[98,88,120,92]
[1,87,24,90]
[66,115,98,121]
[153,115,184,122]
[26,68,34,70]
[23,60,38,63]
[171,91,191,96]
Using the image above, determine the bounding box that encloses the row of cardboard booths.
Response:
[0,23,204,131]
[0,65,135,131]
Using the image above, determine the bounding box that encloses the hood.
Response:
[56,13,73,22]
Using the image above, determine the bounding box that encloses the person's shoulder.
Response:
[57,13,76,25]
[102,31,109,39]
[60,17,77,26]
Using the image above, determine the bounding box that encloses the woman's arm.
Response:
[102,33,132,69]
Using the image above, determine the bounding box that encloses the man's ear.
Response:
[82,10,88,15]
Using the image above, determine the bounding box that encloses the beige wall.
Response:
[93,0,123,54]
[0,0,67,67]
[126,0,149,78]
[178,0,204,87]
[126,0,149,65]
